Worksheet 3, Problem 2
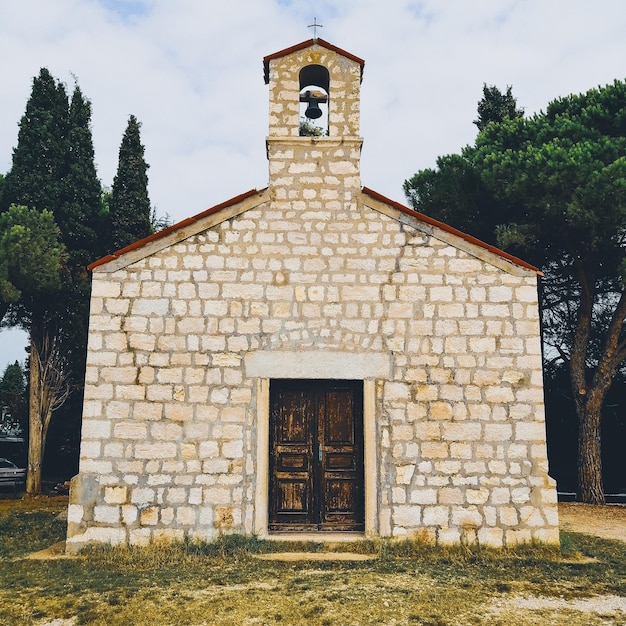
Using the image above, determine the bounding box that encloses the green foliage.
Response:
[0,72,101,334]
[106,115,152,252]
[404,78,626,502]
[0,361,25,396]
[0,361,27,435]
[60,85,103,265]
[0,205,64,312]
[474,81,626,269]
[1,68,69,214]
[403,153,505,243]
[299,117,325,137]
[474,84,524,132]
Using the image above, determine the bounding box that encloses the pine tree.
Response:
[474,84,524,132]
[107,115,152,252]
[0,205,65,322]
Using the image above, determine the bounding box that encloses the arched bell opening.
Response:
[299,64,329,136]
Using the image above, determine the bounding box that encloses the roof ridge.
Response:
[263,38,365,83]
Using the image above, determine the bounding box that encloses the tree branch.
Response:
[569,258,595,398]
[597,287,626,374]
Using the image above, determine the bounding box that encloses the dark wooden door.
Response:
[269,379,364,531]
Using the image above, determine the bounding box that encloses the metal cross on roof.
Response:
[308,17,323,41]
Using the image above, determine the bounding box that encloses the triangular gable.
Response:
[89,186,540,277]
[89,188,269,272]
[360,188,542,277]
[263,38,365,84]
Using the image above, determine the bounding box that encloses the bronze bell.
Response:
[301,90,325,120]
[305,98,322,119]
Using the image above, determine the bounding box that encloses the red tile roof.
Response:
[263,38,365,84]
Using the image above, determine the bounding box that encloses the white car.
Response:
[0,458,26,489]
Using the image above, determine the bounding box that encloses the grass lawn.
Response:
[0,497,625,625]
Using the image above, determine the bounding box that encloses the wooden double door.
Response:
[269,379,364,532]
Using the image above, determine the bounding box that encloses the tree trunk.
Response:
[576,391,605,504]
[25,322,71,496]
[26,331,43,496]
[571,285,626,504]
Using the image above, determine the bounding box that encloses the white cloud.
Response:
[1,0,626,367]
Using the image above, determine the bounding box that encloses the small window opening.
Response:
[299,65,329,136]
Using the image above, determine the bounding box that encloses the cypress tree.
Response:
[1,68,69,214]
[107,115,152,252]
[57,86,103,380]
[60,85,103,265]
[0,69,102,494]
[0,361,27,437]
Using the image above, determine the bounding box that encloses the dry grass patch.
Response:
[0,498,625,625]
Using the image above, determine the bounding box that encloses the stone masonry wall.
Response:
[267,44,361,138]
[66,191,559,550]
[66,41,558,550]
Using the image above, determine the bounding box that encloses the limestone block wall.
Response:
[66,191,559,550]
[266,44,362,137]
[267,137,362,207]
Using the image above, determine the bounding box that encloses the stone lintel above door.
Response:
[244,350,391,380]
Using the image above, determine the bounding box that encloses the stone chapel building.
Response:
[66,38,559,551]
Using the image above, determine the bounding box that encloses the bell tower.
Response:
[263,39,365,204]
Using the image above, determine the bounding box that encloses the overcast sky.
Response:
[1,0,626,370]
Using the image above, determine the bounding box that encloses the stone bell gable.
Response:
[66,39,559,551]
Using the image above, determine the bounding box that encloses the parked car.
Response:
[0,458,26,490]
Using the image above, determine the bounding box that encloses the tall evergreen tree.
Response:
[0,70,101,494]
[1,68,69,214]
[61,85,103,266]
[107,115,152,252]
[57,86,103,382]
[0,362,27,437]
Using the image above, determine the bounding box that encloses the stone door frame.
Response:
[254,377,378,538]
[247,350,387,538]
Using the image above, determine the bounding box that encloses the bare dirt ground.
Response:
[559,502,626,542]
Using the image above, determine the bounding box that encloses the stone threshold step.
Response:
[252,552,376,561]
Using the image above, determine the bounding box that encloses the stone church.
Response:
[66,38,559,551]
